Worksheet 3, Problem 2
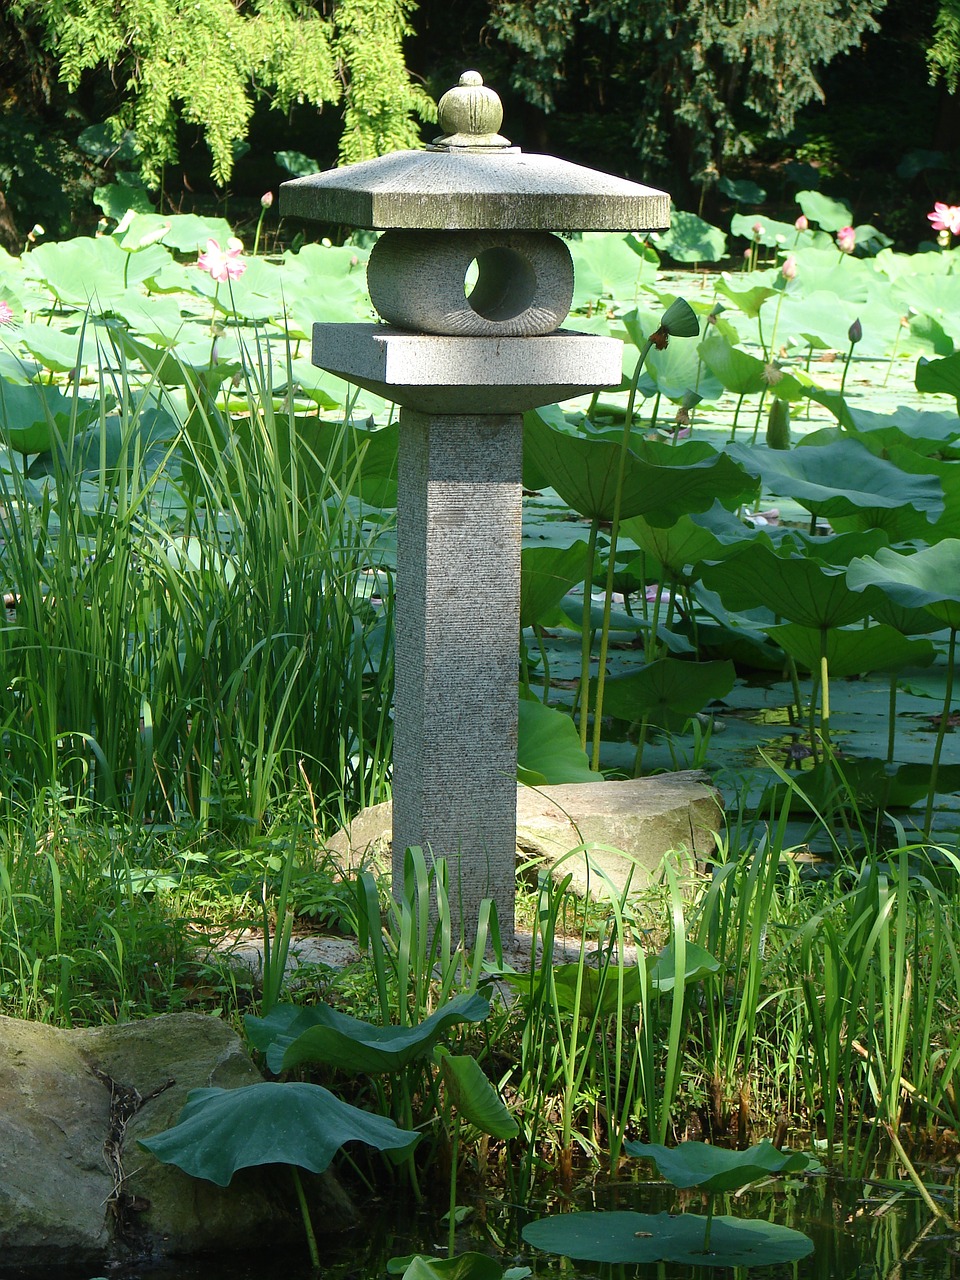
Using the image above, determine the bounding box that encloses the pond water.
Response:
[12,1176,958,1280]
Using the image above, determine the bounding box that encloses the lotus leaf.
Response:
[138,1081,419,1185]
[727,439,944,523]
[621,503,761,581]
[23,236,172,306]
[523,411,754,524]
[648,939,722,991]
[259,990,491,1074]
[521,542,590,628]
[621,309,721,402]
[847,541,960,629]
[0,378,80,453]
[651,209,727,263]
[517,699,600,786]
[625,1137,819,1190]
[569,233,649,307]
[392,1255,505,1280]
[435,1047,519,1139]
[796,189,853,232]
[596,657,736,727]
[715,277,776,320]
[698,334,767,395]
[767,622,935,677]
[700,545,876,630]
[916,352,960,410]
[522,1210,814,1267]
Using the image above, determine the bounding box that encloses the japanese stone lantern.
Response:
[281,72,669,942]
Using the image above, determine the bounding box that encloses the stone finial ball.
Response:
[437,71,504,139]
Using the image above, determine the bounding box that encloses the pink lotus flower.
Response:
[795,215,809,231]
[752,221,765,237]
[744,508,781,528]
[837,225,856,254]
[645,583,673,606]
[781,254,798,281]
[0,300,13,325]
[928,201,960,235]
[197,237,246,283]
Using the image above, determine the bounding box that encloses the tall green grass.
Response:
[0,335,394,835]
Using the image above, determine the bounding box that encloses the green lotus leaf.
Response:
[777,290,869,352]
[727,439,943,522]
[698,334,767,395]
[0,378,78,453]
[23,236,171,306]
[916,352,960,410]
[648,939,722,991]
[700,545,877,630]
[846,541,960,629]
[621,503,761,581]
[264,991,491,1074]
[517,699,600,786]
[149,213,235,254]
[621,309,721,402]
[893,274,960,345]
[596,657,736,728]
[721,177,766,205]
[435,1047,519,1139]
[521,541,591,628]
[16,321,105,373]
[392,1255,506,1280]
[522,1210,814,1267]
[767,622,935,677]
[846,406,960,458]
[715,274,777,320]
[138,1081,419,1186]
[569,233,649,307]
[651,209,727,263]
[796,189,853,232]
[523,411,754,524]
[625,1138,819,1191]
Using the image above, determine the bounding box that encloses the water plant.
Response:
[522,1139,818,1267]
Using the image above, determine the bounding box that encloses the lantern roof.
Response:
[280,72,670,233]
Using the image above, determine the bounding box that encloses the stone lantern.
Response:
[281,72,669,942]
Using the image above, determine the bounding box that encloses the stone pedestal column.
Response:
[392,411,522,939]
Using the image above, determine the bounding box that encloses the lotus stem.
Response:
[591,337,655,770]
[887,674,898,763]
[290,1166,321,1271]
[448,1112,461,1257]
[923,627,956,839]
[729,392,746,441]
[820,634,831,749]
[578,518,601,750]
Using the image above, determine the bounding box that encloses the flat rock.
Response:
[0,1012,355,1270]
[326,772,722,899]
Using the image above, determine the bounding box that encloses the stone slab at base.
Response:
[326,773,723,901]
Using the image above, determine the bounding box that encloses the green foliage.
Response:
[9,0,433,188]
[929,0,960,91]
[334,0,437,164]
[489,0,886,177]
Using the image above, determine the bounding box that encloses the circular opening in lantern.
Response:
[464,247,537,322]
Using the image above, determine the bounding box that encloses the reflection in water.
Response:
[15,1176,958,1280]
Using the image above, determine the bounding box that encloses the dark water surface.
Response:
[6,1175,958,1280]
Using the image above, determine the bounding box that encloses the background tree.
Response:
[6,0,434,188]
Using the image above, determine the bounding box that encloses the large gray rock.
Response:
[327,773,722,900]
[0,1012,354,1269]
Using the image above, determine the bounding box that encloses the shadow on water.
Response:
[7,1175,958,1280]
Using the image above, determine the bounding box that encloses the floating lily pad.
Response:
[522,1210,814,1268]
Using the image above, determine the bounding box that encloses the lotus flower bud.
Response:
[795,215,809,231]
[848,318,863,344]
[781,254,798,281]
[766,399,791,450]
